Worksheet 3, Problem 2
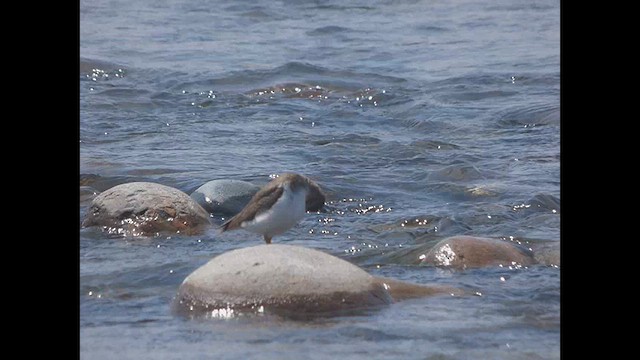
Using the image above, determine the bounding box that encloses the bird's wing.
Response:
[219,183,284,232]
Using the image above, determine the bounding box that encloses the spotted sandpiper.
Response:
[219,173,325,244]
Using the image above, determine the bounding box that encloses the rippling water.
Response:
[80,0,560,358]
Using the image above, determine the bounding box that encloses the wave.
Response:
[496,103,559,127]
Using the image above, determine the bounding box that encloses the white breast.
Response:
[240,183,307,238]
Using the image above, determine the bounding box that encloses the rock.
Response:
[373,277,463,300]
[80,174,101,187]
[173,244,395,318]
[511,193,560,218]
[427,163,484,182]
[80,173,137,192]
[80,186,99,205]
[531,241,560,266]
[526,193,560,213]
[190,179,261,215]
[368,215,471,237]
[82,182,211,236]
[420,236,537,269]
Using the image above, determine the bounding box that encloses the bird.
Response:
[219,173,325,244]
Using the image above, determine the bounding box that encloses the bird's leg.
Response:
[264,235,272,244]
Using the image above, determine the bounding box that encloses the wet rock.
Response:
[80,173,140,192]
[531,241,560,267]
[80,174,101,187]
[82,182,211,237]
[80,57,124,75]
[368,215,472,238]
[511,193,560,216]
[173,244,394,318]
[526,193,560,213]
[80,186,99,205]
[420,236,537,269]
[373,277,463,300]
[190,179,261,215]
[427,164,484,182]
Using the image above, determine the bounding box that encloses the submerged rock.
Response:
[531,241,560,267]
[82,182,211,237]
[427,163,485,182]
[525,193,560,213]
[190,179,261,215]
[80,186,100,206]
[79,173,137,192]
[368,215,472,237]
[420,236,537,269]
[374,276,462,301]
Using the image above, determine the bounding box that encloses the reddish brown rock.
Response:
[82,182,211,237]
[420,236,537,269]
[373,277,463,300]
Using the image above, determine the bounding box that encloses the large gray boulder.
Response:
[173,244,461,319]
[174,245,420,318]
[190,179,261,215]
[420,236,537,269]
[82,182,211,236]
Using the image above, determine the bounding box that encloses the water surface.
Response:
[80,0,560,358]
